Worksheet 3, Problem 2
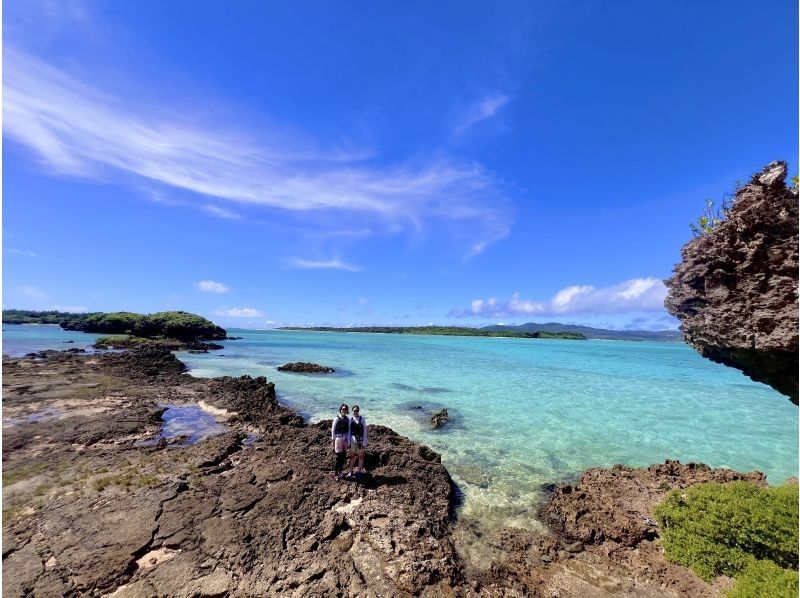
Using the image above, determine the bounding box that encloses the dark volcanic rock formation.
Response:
[665,161,799,403]
[277,361,335,374]
[430,408,450,429]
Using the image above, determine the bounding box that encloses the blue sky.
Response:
[3,0,797,329]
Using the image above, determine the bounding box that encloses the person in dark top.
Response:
[330,404,350,480]
[346,405,368,479]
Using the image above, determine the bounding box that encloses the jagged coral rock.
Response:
[665,161,799,403]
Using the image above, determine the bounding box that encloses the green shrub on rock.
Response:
[654,480,798,587]
[726,559,799,598]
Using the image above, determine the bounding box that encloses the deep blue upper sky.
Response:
[3,0,797,329]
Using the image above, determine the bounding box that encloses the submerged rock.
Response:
[430,408,450,429]
[665,161,799,403]
[277,361,335,374]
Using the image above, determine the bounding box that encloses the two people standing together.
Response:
[331,403,368,481]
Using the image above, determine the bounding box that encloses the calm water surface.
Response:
[5,325,797,528]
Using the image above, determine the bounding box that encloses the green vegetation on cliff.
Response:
[3,310,227,340]
[654,480,799,597]
[279,325,586,339]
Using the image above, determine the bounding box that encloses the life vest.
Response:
[350,416,364,439]
[334,415,349,435]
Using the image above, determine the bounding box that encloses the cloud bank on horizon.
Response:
[3,47,512,260]
[451,277,669,319]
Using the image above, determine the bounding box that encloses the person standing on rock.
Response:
[331,404,351,480]
[346,405,368,480]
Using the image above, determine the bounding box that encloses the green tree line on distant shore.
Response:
[279,325,586,340]
[3,310,227,341]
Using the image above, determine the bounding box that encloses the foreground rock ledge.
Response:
[2,348,456,597]
[665,160,799,403]
[3,347,760,596]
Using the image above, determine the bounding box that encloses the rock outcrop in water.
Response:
[277,361,335,374]
[665,161,799,403]
[430,408,450,429]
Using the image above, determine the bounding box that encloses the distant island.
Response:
[2,309,228,341]
[481,322,684,342]
[278,325,587,339]
[279,323,683,342]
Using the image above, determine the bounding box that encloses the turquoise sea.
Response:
[4,324,798,529]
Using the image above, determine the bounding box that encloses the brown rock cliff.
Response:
[665,161,799,403]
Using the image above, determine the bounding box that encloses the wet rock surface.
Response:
[665,161,799,403]
[3,346,742,596]
[277,361,336,374]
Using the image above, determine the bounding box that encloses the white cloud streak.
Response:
[195,280,230,294]
[213,307,263,318]
[202,204,241,220]
[451,278,668,318]
[286,258,362,272]
[5,247,37,257]
[21,285,46,299]
[454,93,510,134]
[4,49,512,254]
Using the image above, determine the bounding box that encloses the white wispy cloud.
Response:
[5,247,37,257]
[454,93,510,135]
[21,285,46,299]
[195,280,230,294]
[450,278,668,318]
[202,204,241,220]
[286,258,362,272]
[213,307,264,318]
[4,48,512,256]
[357,297,368,305]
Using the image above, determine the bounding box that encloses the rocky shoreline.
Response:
[2,347,757,596]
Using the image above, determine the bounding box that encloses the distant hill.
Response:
[480,322,683,342]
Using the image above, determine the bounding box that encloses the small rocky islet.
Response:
[277,362,336,374]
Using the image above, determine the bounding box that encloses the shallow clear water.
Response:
[5,325,797,528]
[182,329,798,528]
[2,323,104,356]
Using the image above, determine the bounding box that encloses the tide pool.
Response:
[4,325,797,529]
